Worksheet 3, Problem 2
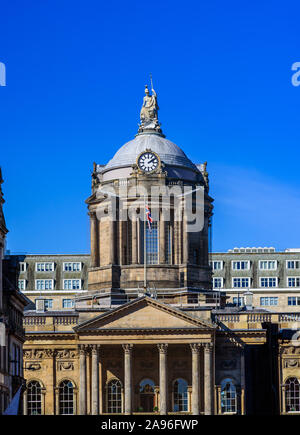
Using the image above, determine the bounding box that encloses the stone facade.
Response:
[0,169,28,414]
[17,88,300,415]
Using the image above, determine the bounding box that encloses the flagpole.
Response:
[144,194,147,291]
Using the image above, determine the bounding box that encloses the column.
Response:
[110,219,116,264]
[216,385,222,414]
[132,218,137,264]
[190,343,201,415]
[282,385,286,414]
[79,345,87,415]
[91,345,100,415]
[204,343,213,415]
[89,212,99,267]
[23,390,27,415]
[240,348,245,415]
[119,220,123,265]
[183,213,189,264]
[159,211,166,264]
[123,344,133,415]
[157,344,168,414]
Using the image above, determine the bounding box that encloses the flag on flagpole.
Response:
[145,205,152,231]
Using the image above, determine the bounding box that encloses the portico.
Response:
[74,296,215,415]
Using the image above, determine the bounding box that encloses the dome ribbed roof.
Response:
[104,133,197,171]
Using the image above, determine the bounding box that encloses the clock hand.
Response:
[148,157,156,164]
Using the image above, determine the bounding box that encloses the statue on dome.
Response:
[140,85,159,122]
[138,75,164,135]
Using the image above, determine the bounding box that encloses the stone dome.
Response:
[103,133,198,172]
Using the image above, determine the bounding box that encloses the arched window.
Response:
[173,378,188,412]
[27,381,42,415]
[221,378,237,413]
[285,377,300,412]
[107,380,122,413]
[59,380,74,415]
[139,379,155,412]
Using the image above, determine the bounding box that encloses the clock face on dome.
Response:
[137,151,160,173]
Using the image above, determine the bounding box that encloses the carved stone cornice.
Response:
[56,349,77,359]
[23,349,57,360]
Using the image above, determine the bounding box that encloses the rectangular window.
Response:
[287,297,300,306]
[44,299,53,309]
[19,262,27,272]
[287,260,300,270]
[62,299,74,308]
[213,277,223,289]
[36,262,54,272]
[260,297,278,306]
[18,279,26,291]
[259,260,277,270]
[233,297,245,307]
[232,277,250,288]
[140,221,159,265]
[35,279,53,290]
[260,277,278,288]
[63,279,81,290]
[212,261,223,271]
[63,262,82,272]
[232,261,250,270]
[288,277,300,288]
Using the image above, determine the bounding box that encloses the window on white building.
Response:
[212,261,223,271]
[287,261,300,270]
[232,277,250,288]
[18,279,26,291]
[213,277,223,289]
[260,277,278,288]
[232,297,245,307]
[62,299,74,308]
[35,299,53,310]
[288,297,300,306]
[288,277,300,288]
[260,297,278,306]
[36,262,54,272]
[63,279,81,290]
[63,262,82,272]
[232,261,250,270]
[19,262,27,272]
[259,260,277,270]
[35,279,54,290]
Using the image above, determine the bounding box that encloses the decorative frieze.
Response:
[58,361,74,371]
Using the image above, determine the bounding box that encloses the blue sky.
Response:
[0,0,299,254]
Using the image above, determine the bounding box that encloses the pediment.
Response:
[74,296,215,332]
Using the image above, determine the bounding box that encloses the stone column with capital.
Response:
[190,343,201,415]
[79,345,87,415]
[203,343,213,415]
[91,345,100,415]
[159,211,166,264]
[132,218,137,264]
[183,213,189,264]
[157,344,168,414]
[89,212,99,267]
[240,348,245,415]
[123,344,133,414]
[110,219,116,264]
